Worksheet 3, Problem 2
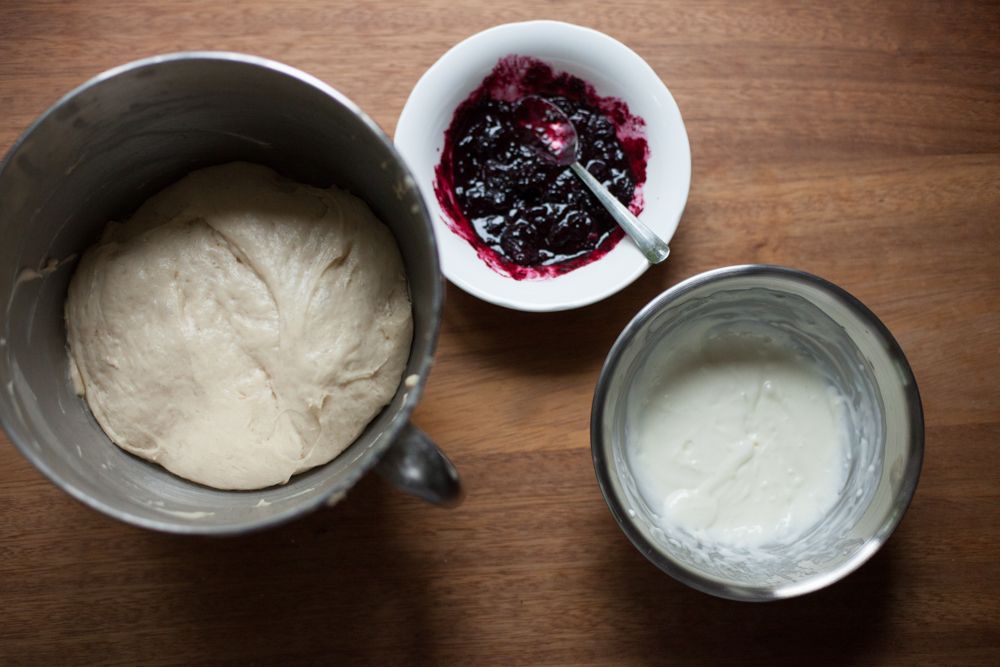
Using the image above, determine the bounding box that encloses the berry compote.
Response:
[434,55,649,280]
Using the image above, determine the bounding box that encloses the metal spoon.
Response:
[514,95,670,265]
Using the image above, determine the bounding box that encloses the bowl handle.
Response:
[376,422,463,507]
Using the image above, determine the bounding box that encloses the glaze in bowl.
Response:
[591,265,923,600]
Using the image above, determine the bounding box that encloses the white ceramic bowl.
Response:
[395,21,691,312]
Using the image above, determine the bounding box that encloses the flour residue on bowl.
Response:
[433,55,649,280]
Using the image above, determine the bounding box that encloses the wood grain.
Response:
[2,1,999,664]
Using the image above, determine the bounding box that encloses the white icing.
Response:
[629,332,847,548]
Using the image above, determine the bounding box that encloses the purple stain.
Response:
[434,55,649,281]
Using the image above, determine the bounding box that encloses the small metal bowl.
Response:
[591,265,923,601]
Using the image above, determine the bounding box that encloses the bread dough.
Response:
[65,162,413,490]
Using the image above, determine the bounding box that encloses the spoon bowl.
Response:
[513,95,579,166]
[514,95,671,265]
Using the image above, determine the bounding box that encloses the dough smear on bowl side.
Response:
[65,162,413,490]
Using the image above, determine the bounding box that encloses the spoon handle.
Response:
[570,161,670,265]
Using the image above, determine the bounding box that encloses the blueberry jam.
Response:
[434,55,649,280]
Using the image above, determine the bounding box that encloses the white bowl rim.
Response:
[395,20,692,312]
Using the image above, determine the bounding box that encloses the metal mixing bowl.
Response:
[591,265,923,600]
[0,52,460,534]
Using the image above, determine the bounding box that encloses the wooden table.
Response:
[2,1,998,664]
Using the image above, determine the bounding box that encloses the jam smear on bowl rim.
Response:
[434,55,649,281]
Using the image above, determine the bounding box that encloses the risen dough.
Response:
[65,162,413,490]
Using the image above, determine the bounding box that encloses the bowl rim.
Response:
[0,51,444,536]
[395,19,691,312]
[590,264,925,601]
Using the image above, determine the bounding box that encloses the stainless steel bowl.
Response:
[591,265,923,601]
[0,52,461,534]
